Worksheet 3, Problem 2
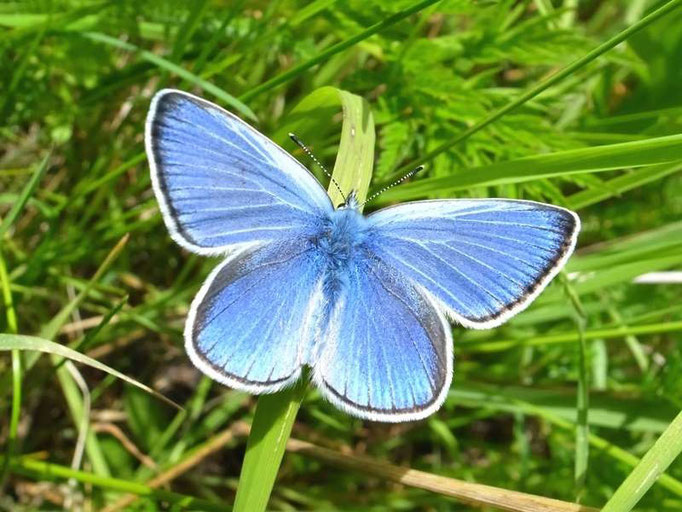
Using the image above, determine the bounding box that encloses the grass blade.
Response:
[448,384,682,497]
[379,134,682,202]
[450,383,676,434]
[232,381,307,512]
[232,86,375,512]
[394,0,682,174]
[40,234,130,341]
[562,275,590,497]
[602,410,682,511]
[103,423,248,512]
[0,152,50,487]
[2,454,226,511]
[0,151,50,240]
[568,162,682,209]
[239,0,441,102]
[0,334,179,410]
[459,320,682,353]
[287,438,599,512]
[79,31,256,121]
[0,252,20,489]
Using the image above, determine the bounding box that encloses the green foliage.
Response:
[1,1,682,511]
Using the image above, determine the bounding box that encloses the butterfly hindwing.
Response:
[315,254,451,422]
[146,89,332,255]
[186,239,324,393]
[366,199,580,329]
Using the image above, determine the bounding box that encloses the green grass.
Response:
[1,1,682,511]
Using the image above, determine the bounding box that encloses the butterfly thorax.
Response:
[314,197,368,302]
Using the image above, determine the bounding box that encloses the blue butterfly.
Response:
[145,89,580,422]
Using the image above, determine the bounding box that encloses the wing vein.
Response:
[379,247,474,317]
[162,114,271,164]
[360,269,397,411]
[365,263,445,377]
[163,162,313,215]
[433,241,526,290]
[417,241,506,308]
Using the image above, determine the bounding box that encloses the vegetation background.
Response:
[1,0,682,510]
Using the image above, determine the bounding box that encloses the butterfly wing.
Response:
[145,89,333,255]
[366,199,580,329]
[314,255,451,422]
[187,239,325,392]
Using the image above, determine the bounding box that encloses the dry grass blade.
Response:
[92,423,157,469]
[103,420,599,512]
[101,421,250,512]
[286,438,599,512]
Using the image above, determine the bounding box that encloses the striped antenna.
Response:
[359,165,425,208]
[289,133,346,203]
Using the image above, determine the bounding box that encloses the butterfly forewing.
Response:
[145,89,332,255]
[366,199,580,329]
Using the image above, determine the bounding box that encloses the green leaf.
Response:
[378,134,682,202]
[0,152,50,240]
[239,0,442,102]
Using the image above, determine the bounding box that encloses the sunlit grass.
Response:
[1,1,682,511]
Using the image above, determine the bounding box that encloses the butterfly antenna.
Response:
[289,133,346,202]
[359,165,425,208]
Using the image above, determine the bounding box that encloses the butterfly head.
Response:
[337,190,361,211]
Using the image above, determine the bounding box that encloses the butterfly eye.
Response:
[338,191,360,210]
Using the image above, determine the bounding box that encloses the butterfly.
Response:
[145,89,580,422]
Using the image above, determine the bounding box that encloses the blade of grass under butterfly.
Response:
[232,86,375,512]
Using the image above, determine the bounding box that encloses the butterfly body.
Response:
[316,195,368,302]
[146,89,580,422]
